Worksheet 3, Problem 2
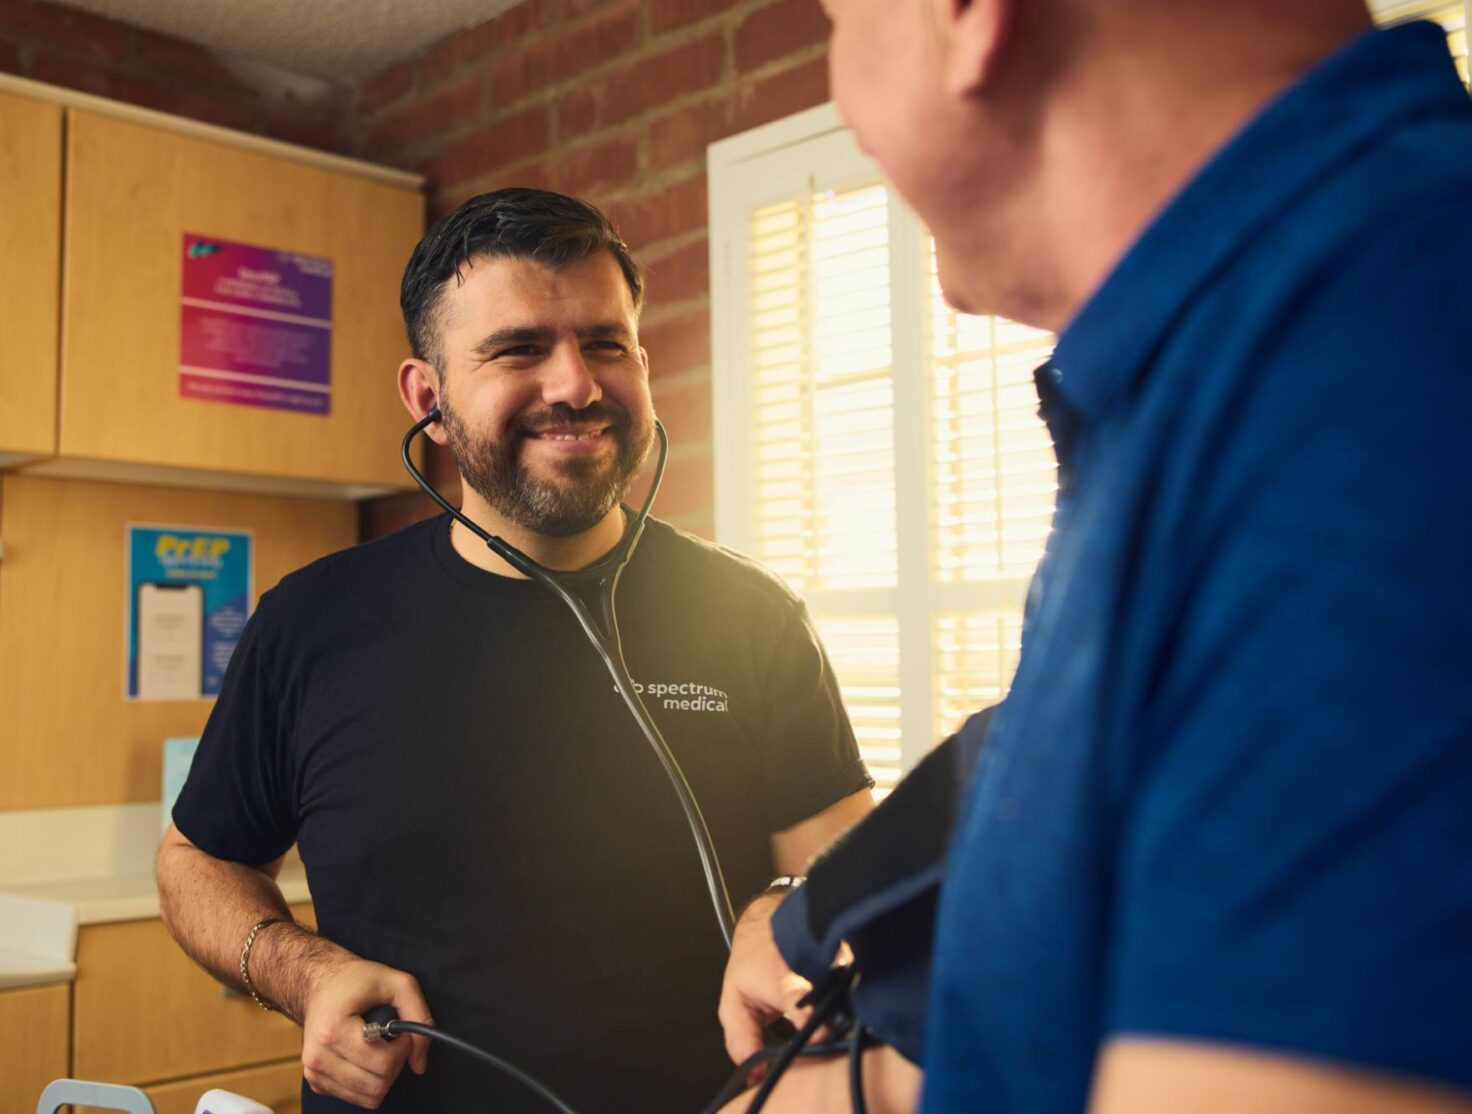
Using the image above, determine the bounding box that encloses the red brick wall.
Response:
[356,0,832,540]
[0,0,830,540]
[0,0,354,151]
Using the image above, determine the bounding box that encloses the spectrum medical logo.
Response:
[634,680,731,714]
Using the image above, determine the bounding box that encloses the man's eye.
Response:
[496,345,538,358]
[587,341,626,353]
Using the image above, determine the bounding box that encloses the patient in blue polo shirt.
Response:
[715,3,1472,1112]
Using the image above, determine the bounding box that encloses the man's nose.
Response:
[541,345,602,410]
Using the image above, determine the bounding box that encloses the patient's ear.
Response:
[940,0,1014,96]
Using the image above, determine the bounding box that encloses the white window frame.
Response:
[708,104,1036,773]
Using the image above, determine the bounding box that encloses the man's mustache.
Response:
[516,403,630,435]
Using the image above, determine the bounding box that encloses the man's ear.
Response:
[941,0,1013,96]
[398,358,448,446]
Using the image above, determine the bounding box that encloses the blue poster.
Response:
[126,525,253,700]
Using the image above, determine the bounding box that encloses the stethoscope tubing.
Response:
[401,409,737,948]
[381,409,868,1114]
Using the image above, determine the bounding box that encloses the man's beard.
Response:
[440,398,653,538]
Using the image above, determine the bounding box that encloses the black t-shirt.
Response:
[173,514,870,1113]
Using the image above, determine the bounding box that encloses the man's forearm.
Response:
[156,839,352,1024]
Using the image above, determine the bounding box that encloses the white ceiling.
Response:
[52,0,527,84]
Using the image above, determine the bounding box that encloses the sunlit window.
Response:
[750,186,896,592]
[711,9,1456,792]
[1370,0,1468,84]
[712,111,1056,794]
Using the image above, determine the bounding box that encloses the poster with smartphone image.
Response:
[127,525,253,701]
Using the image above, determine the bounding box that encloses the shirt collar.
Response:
[1046,21,1466,428]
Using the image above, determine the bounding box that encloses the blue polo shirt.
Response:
[916,22,1472,1112]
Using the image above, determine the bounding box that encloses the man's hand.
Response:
[155,829,432,1108]
[715,1045,923,1114]
[284,939,434,1109]
[717,892,818,1064]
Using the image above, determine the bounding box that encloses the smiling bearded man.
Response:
[157,188,877,1114]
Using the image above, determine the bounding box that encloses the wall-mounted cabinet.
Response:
[0,474,357,810]
[43,109,424,497]
[0,90,63,467]
[0,73,425,497]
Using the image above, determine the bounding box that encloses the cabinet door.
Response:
[0,91,62,463]
[0,981,70,1112]
[61,110,422,491]
[146,1058,303,1114]
[0,474,356,809]
[74,903,314,1086]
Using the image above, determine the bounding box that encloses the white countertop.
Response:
[0,867,311,991]
[0,805,311,992]
[0,946,73,991]
[2,867,312,926]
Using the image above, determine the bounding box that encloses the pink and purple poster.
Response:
[179,233,333,416]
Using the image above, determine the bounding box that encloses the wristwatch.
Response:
[766,874,806,894]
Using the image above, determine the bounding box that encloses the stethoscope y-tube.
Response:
[362,410,867,1114]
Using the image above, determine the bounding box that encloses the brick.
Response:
[419,106,550,188]
[652,59,830,172]
[649,0,731,34]
[134,30,257,96]
[735,0,830,74]
[487,0,639,108]
[558,31,724,139]
[359,492,444,540]
[264,106,354,154]
[641,307,711,379]
[650,373,713,444]
[651,99,727,170]
[643,237,710,310]
[734,55,828,132]
[469,157,558,197]
[607,172,708,251]
[559,0,621,16]
[359,57,415,116]
[429,186,479,222]
[30,54,257,131]
[415,0,551,83]
[669,508,715,540]
[365,71,483,158]
[425,441,463,491]
[646,446,713,518]
[549,132,639,197]
[0,0,129,62]
[430,159,558,219]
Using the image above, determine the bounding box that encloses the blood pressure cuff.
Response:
[770,705,995,1063]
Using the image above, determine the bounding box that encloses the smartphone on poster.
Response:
[136,582,204,700]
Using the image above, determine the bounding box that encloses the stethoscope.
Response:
[363,410,868,1114]
[401,406,736,946]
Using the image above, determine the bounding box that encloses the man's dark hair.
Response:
[400,188,644,369]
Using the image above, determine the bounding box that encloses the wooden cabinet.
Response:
[55,109,423,495]
[0,475,356,809]
[145,1059,303,1114]
[0,90,63,465]
[0,981,69,1112]
[74,903,313,1087]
